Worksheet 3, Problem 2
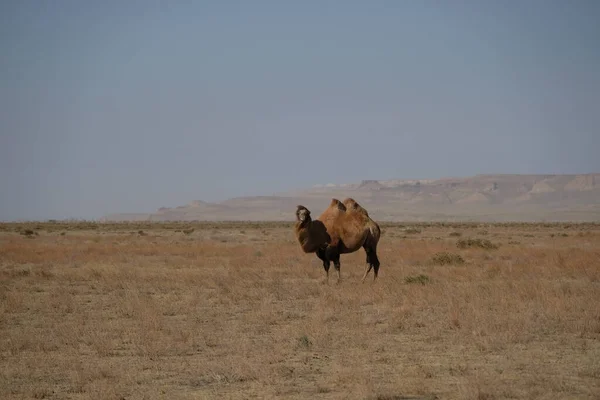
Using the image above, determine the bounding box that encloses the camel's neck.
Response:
[296,216,312,228]
[295,218,314,251]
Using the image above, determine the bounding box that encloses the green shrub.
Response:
[20,229,38,238]
[297,335,312,349]
[456,238,498,250]
[431,252,465,265]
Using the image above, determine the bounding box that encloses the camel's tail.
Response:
[368,220,381,245]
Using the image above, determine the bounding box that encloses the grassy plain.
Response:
[1,221,599,399]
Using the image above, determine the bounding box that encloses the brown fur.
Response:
[319,198,380,254]
[294,198,382,282]
[294,206,330,253]
[342,198,381,249]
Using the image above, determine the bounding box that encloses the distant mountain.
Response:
[101,174,600,222]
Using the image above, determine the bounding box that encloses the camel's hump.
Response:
[343,198,370,216]
[342,198,358,207]
[329,198,347,212]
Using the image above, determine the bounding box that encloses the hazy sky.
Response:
[1,1,599,220]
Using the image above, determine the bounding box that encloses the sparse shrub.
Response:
[405,274,431,285]
[60,232,66,236]
[182,228,194,235]
[20,229,38,238]
[376,394,417,400]
[254,250,263,257]
[431,252,464,265]
[478,230,488,235]
[31,387,54,399]
[297,335,312,349]
[508,240,521,245]
[405,228,421,234]
[456,238,498,250]
[560,233,569,237]
[15,269,31,277]
[449,231,462,237]
[138,230,146,236]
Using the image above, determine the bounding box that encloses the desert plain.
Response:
[1,221,599,399]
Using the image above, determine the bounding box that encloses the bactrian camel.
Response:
[294,198,381,282]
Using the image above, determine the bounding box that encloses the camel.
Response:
[294,198,381,283]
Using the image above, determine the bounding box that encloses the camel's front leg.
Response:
[333,260,341,283]
[325,247,341,284]
[316,247,330,283]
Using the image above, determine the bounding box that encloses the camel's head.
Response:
[296,205,311,223]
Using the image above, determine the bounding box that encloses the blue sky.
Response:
[1,1,599,220]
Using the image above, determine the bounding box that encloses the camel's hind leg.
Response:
[362,245,380,283]
[361,264,372,282]
[371,251,380,281]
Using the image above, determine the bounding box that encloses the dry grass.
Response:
[1,221,599,399]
